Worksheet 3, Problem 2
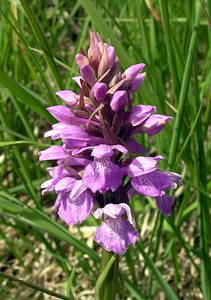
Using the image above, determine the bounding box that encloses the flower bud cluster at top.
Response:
[39,32,181,256]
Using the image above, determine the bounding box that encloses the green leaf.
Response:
[0,71,53,122]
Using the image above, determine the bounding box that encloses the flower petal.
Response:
[129,105,156,127]
[91,144,114,159]
[110,90,128,112]
[83,159,123,193]
[131,170,181,197]
[127,156,163,177]
[131,174,165,197]
[38,146,69,161]
[94,217,139,255]
[140,114,173,135]
[123,63,145,81]
[156,195,175,216]
[57,191,93,225]
[47,106,75,124]
[55,177,76,193]
[55,90,78,106]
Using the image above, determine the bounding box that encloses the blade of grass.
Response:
[193,56,211,300]
[0,140,51,147]
[0,191,99,262]
[66,267,76,299]
[159,0,180,97]
[0,71,53,122]
[19,0,63,89]
[0,271,70,300]
[0,103,41,209]
[168,3,202,168]
[0,7,58,104]
[136,241,179,300]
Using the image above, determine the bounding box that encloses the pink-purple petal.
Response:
[55,90,78,106]
[131,170,181,197]
[57,191,93,225]
[129,105,156,127]
[94,217,139,255]
[91,144,114,159]
[38,146,69,161]
[127,156,163,177]
[156,195,175,216]
[83,159,123,193]
[47,106,76,124]
[140,114,173,135]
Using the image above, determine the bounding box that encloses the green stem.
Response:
[95,249,119,300]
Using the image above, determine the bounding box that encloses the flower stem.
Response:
[95,248,119,300]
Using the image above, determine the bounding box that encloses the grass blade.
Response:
[168,3,202,168]
[0,71,53,122]
[136,241,179,300]
[19,0,63,89]
[0,271,70,300]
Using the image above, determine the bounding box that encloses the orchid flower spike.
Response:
[39,32,181,256]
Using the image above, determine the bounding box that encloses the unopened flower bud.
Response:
[88,32,101,69]
[93,82,107,102]
[55,90,78,106]
[129,105,156,126]
[80,64,96,86]
[110,90,128,112]
[107,46,116,69]
[130,73,146,92]
[140,114,173,135]
[98,48,109,77]
[123,63,145,81]
[75,53,89,68]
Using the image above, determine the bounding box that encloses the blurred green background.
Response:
[0,0,210,299]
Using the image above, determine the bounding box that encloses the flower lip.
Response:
[93,203,139,255]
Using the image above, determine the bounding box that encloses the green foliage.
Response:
[0,0,210,299]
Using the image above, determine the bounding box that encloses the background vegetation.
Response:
[0,0,210,299]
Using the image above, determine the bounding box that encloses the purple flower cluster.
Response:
[39,32,181,256]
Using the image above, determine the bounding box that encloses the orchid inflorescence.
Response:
[39,32,181,256]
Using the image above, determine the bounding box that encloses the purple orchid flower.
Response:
[93,203,139,255]
[39,32,181,255]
